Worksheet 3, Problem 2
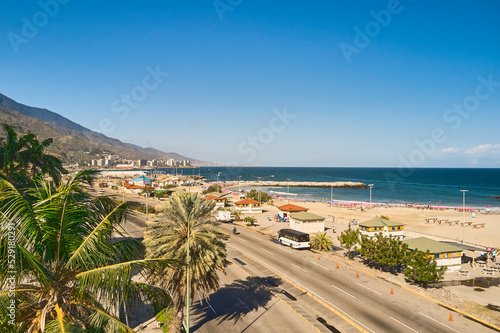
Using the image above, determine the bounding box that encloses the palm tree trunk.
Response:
[171,310,184,333]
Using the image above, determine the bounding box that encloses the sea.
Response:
[167,167,500,209]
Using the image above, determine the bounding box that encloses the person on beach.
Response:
[348,222,351,231]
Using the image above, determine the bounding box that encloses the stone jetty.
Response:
[241,180,368,189]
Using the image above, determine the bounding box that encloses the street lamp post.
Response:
[250,175,274,202]
[330,184,334,222]
[216,172,221,193]
[145,193,148,222]
[461,190,468,244]
[368,184,374,219]
[286,179,291,203]
[186,221,190,333]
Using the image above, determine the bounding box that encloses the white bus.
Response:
[278,229,310,249]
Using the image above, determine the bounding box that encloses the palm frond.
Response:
[86,305,135,333]
[75,259,174,305]
[65,202,128,270]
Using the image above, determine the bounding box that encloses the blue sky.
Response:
[1,1,499,167]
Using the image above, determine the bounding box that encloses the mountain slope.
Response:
[0,93,210,165]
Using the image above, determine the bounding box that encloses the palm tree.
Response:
[0,124,66,186]
[19,132,66,185]
[0,124,25,183]
[231,209,241,221]
[310,232,335,251]
[143,193,230,333]
[0,170,173,332]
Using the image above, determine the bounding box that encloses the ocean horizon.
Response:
[167,167,500,208]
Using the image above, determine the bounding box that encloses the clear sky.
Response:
[1,1,499,167]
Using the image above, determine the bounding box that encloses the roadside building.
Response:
[289,212,325,234]
[234,199,263,214]
[278,204,309,218]
[124,182,143,194]
[404,237,463,271]
[358,218,405,239]
[204,195,227,207]
[129,176,154,186]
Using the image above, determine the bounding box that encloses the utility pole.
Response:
[368,184,374,219]
[286,179,291,203]
[461,190,468,244]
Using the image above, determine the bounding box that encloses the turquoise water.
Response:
[170,167,500,208]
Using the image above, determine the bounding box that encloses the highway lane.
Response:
[189,257,317,333]
[118,211,317,332]
[223,223,495,332]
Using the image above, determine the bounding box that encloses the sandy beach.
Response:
[219,189,500,249]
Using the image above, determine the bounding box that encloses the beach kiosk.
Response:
[289,212,325,234]
[234,199,263,214]
[278,204,309,218]
[358,218,405,239]
[404,237,463,271]
[203,195,227,208]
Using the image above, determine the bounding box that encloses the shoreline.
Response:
[221,184,499,211]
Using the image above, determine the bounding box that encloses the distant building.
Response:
[358,218,405,239]
[124,182,143,194]
[137,159,148,167]
[129,176,154,186]
[404,237,463,271]
[289,212,325,234]
[116,164,134,169]
[204,195,226,207]
[234,199,262,214]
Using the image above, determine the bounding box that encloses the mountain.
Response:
[0,93,211,165]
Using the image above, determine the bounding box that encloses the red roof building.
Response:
[278,204,309,213]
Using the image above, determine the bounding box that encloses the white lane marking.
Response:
[260,248,274,256]
[418,312,460,333]
[309,260,329,271]
[390,316,420,333]
[206,300,217,315]
[251,235,263,241]
[331,284,356,299]
[239,238,248,242]
[230,245,375,333]
[275,245,293,254]
[236,297,251,312]
[290,263,308,273]
[356,282,383,296]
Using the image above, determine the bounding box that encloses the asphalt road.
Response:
[110,191,498,333]
[221,223,497,333]
[189,259,316,333]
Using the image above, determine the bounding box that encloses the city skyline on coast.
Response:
[1,1,499,167]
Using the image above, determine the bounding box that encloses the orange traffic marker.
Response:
[390,288,394,294]
[356,272,359,278]
[449,313,453,321]
[336,263,339,269]
[318,255,320,260]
